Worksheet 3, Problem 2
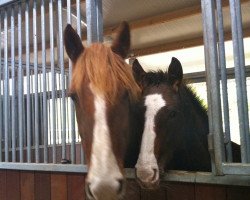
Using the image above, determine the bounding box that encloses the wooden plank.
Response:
[6,170,20,200]
[67,173,85,200]
[124,179,141,200]
[141,186,166,200]
[132,27,250,56]
[51,173,67,200]
[195,184,226,200]
[0,170,7,200]
[226,186,250,200]
[166,182,195,200]
[35,172,51,200]
[20,171,35,200]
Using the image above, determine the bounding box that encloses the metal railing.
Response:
[0,0,85,170]
[201,0,250,175]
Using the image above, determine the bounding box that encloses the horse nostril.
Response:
[86,183,94,199]
[151,168,158,181]
[117,179,125,195]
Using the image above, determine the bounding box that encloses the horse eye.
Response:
[169,111,176,118]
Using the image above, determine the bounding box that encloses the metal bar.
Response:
[76,0,82,39]
[216,0,232,162]
[77,0,85,164]
[4,8,9,162]
[18,2,24,163]
[49,0,56,163]
[235,0,250,162]
[58,0,66,160]
[25,0,31,163]
[67,0,76,164]
[200,0,215,173]
[86,0,103,44]
[47,73,51,146]
[41,0,48,163]
[222,163,250,175]
[0,162,87,173]
[201,0,225,175]
[11,5,16,162]
[33,0,39,163]
[0,12,2,162]
[229,0,249,163]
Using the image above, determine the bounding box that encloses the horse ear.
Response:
[111,21,130,59]
[168,57,183,91]
[64,24,84,63]
[132,59,146,85]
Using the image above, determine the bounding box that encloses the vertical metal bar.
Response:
[25,0,31,163]
[18,2,24,163]
[201,0,216,173]
[11,5,16,162]
[0,12,2,162]
[67,0,76,164]
[49,0,56,163]
[216,0,232,162]
[4,8,9,162]
[201,0,225,175]
[78,0,85,164]
[58,0,66,160]
[76,0,82,39]
[86,0,103,44]
[229,0,250,163]
[41,0,48,163]
[33,0,39,163]
[235,0,250,162]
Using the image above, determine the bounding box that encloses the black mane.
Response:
[181,84,208,121]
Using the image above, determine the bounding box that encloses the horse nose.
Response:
[135,167,159,188]
[86,178,125,200]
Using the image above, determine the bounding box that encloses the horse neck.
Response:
[179,86,209,136]
[177,86,211,171]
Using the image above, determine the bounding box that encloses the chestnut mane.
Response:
[71,43,141,103]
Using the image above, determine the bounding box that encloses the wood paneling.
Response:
[0,170,7,200]
[35,172,51,200]
[226,186,250,200]
[6,170,20,200]
[2,170,250,200]
[124,179,141,200]
[141,187,166,200]
[67,173,85,200]
[195,184,227,200]
[20,171,35,200]
[166,182,195,200]
[51,173,67,200]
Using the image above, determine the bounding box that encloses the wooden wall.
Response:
[0,170,250,200]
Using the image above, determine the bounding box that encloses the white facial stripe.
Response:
[88,88,123,183]
[136,94,166,173]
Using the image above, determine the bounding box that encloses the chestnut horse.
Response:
[64,22,142,200]
[133,57,240,188]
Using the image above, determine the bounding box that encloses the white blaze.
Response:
[136,94,166,181]
[87,87,123,195]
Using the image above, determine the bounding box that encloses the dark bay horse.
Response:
[132,57,240,188]
[64,22,142,200]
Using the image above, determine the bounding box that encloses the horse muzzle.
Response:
[135,166,160,189]
[86,177,126,200]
